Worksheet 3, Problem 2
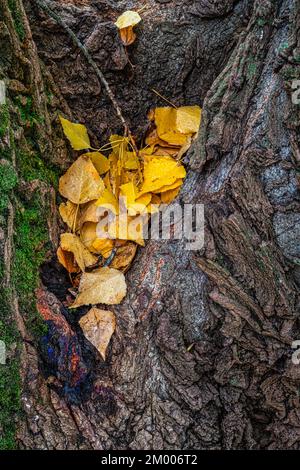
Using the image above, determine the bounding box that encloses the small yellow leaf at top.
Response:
[60,232,97,272]
[82,152,110,175]
[114,11,141,29]
[79,307,116,361]
[59,116,91,150]
[71,267,127,307]
[59,155,105,204]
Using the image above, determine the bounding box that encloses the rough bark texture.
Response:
[1,0,300,450]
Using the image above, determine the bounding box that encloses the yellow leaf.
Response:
[57,246,79,273]
[140,156,186,193]
[161,186,181,204]
[95,188,118,215]
[120,181,137,205]
[154,106,201,146]
[82,152,109,175]
[59,155,105,204]
[123,151,139,170]
[71,267,127,307]
[59,116,91,150]
[135,193,152,206]
[79,200,99,227]
[153,178,183,194]
[79,307,116,360]
[81,222,113,258]
[60,233,97,271]
[80,222,98,252]
[114,11,141,29]
[107,215,146,246]
[59,201,81,231]
[176,106,202,134]
[127,193,152,216]
[110,242,137,272]
[92,238,114,259]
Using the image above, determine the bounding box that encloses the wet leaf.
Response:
[71,267,127,307]
[59,155,105,204]
[60,232,97,271]
[59,116,91,150]
[79,307,116,360]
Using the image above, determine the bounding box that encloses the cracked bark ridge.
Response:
[2,0,300,450]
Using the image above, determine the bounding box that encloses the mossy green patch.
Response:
[14,96,44,128]
[0,104,9,138]
[0,286,22,450]
[16,147,58,186]
[13,195,49,338]
[0,161,18,192]
[7,0,25,42]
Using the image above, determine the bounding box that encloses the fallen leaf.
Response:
[79,307,116,360]
[140,156,186,193]
[71,267,127,307]
[119,27,136,46]
[161,186,181,204]
[115,11,141,29]
[115,11,142,46]
[153,178,183,194]
[154,106,201,146]
[60,232,97,271]
[57,246,79,273]
[95,188,118,214]
[59,201,81,231]
[82,152,110,175]
[59,155,105,204]
[79,200,99,227]
[92,238,114,259]
[110,242,137,272]
[59,116,91,150]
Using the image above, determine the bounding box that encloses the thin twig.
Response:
[151,88,177,108]
[32,0,137,146]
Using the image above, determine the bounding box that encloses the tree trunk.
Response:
[1,0,300,450]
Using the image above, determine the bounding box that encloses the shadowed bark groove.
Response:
[1,0,300,449]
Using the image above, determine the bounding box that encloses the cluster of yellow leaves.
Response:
[115,10,141,46]
[57,104,201,358]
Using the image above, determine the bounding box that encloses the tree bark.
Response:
[1,0,300,450]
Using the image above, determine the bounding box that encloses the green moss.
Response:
[0,104,9,138]
[7,0,25,42]
[0,286,22,450]
[13,197,49,338]
[0,162,18,192]
[16,148,58,186]
[14,96,44,128]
